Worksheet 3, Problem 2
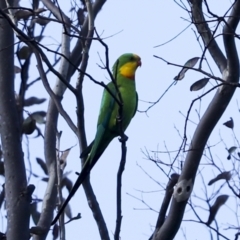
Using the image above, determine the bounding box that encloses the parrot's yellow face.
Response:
[118,54,141,79]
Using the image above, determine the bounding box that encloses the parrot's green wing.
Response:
[80,140,94,158]
[52,83,118,226]
[81,82,118,160]
[97,82,117,128]
[133,92,138,117]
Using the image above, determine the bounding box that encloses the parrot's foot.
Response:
[119,134,128,142]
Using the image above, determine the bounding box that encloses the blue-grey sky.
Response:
[12,1,240,239]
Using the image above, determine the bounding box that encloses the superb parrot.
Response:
[52,53,141,225]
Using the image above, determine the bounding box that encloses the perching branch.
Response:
[112,58,128,240]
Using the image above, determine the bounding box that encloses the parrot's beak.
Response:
[137,60,142,67]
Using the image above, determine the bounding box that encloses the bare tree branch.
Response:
[192,0,227,73]
[114,138,127,240]
[33,2,72,239]
[0,1,30,239]
[66,0,107,79]
[75,1,110,239]
[41,0,70,24]
[151,174,179,240]
[152,1,240,239]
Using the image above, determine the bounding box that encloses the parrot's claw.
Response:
[119,134,128,142]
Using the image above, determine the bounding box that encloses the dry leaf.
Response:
[36,158,48,175]
[174,57,200,80]
[223,117,234,129]
[15,10,32,20]
[32,17,50,26]
[30,202,41,225]
[60,148,71,169]
[227,146,237,160]
[206,195,229,225]
[31,111,46,124]
[208,171,231,185]
[190,78,210,91]
[52,224,59,240]
[34,8,46,14]
[24,97,46,107]
[77,8,85,26]
[14,65,21,73]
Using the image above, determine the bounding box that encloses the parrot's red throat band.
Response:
[126,75,135,80]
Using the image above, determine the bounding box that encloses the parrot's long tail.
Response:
[51,162,91,225]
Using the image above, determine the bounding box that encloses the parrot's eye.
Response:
[129,56,135,61]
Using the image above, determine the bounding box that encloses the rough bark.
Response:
[152,0,240,239]
[0,1,30,240]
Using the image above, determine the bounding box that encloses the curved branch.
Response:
[192,0,227,73]
[114,139,127,240]
[153,1,240,239]
[41,0,70,24]
[75,1,110,239]
[150,174,179,240]
[223,1,240,74]
[33,6,72,240]
[35,61,78,135]
[67,0,107,79]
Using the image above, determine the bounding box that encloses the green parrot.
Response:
[52,53,141,225]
